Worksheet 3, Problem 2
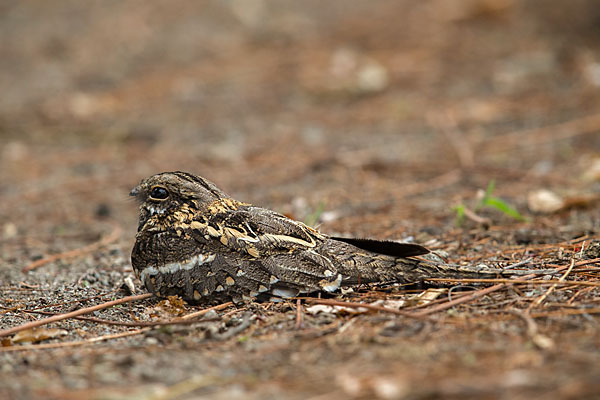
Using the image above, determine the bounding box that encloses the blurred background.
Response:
[2,0,600,242]
[2,1,600,398]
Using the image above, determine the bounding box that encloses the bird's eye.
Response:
[150,186,169,200]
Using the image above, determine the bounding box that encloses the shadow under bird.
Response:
[130,171,506,303]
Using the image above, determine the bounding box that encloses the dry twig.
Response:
[412,283,506,317]
[21,310,219,328]
[0,293,153,338]
[295,299,304,330]
[426,277,600,287]
[508,309,555,350]
[0,328,152,352]
[303,298,426,319]
[527,258,577,312]
[180,302,233,320]
[413,263,577,317]
[461,206,492,226]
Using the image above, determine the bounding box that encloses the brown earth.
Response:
[1,1,600,399]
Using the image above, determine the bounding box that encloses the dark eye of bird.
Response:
[150,186,169,200]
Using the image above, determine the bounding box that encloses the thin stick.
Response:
[23,224,121,273]
[426,277,600,287]
[303,298,426,319]
[412,283,505,317]
[504,258,534,269]
[415,265,573,317]
[0,293,153,338]
[405,289,474,310]
[461,206,492,226]
[180,302,233,320]
[0,328,152,353]
[527,258,577,311]
[544,258,600,269]
[21,310,218,327]
[508,309,554,350]
[567,287,596,305]
[295,299,304,330]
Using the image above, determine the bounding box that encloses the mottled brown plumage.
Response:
[130,171,501,303]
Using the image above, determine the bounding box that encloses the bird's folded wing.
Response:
[188,206,342,294]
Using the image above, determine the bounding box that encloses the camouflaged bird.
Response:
[130,171,504,304]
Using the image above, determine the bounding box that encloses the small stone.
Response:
[202,310,218,319]
[527,189,564,213]
[3,222,17,239]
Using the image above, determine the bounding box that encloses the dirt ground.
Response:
[2,1,600,399]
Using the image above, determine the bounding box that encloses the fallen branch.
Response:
[0,293,153,338]
[181,302,233,320]
[411,283,505,317]
[22,310,219,327]
[303,298,426,319]
[545,258,600,269]
[404,289,474,310]
[295,299,304,330]
[413,264,574,317]
[0,328,152,352]
[527,258,577,311]
[507,309,555,350]
[461,206,492,226]
[426,277,600,287]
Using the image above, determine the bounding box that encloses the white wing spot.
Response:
[140,254,216,283]
[321,274,343,293]
[271,287,299,298]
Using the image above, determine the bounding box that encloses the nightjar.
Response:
[130,171,497,303]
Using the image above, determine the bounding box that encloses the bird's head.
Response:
[130,171,228,230]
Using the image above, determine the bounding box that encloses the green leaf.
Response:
[481,197,526,221]
[476,179,496,210]
[452,204,466,226]
[304,201,326,227]
[484,179,496,199]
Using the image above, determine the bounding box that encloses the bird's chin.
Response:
[137,205,167,232]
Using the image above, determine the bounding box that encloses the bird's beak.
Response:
[129,186,140,197]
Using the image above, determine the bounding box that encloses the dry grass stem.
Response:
[180,302,233,320]
[527,258,577,312]
[0,328,152,353]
